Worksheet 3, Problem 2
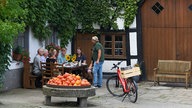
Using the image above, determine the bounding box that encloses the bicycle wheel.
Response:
[106,75,125,97]
[127,78,138,103]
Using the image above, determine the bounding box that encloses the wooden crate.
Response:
[120,67,141,78]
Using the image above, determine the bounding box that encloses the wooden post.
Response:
[23,61,30,88]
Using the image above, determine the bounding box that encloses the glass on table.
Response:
[73,61,78,66]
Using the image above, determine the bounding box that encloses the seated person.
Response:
[76,47,86,64]
[46,49,57,70]
[73,47,87,75]
[57,47,67,64]
[32,48,44,87]
[41,49,49,63]
[47,49,57,61]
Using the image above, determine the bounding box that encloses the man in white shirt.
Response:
[41,49,49,62]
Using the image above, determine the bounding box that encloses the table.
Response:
[63,64,88,78]
[43,85,96,107]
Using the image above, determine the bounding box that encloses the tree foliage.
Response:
[23,0,139,47]
[76,0,119,32]
[0,0,26,43]
[118,0,138,27]
[0,0,27,88]
[23,0,77,47]
[76,0,138,31]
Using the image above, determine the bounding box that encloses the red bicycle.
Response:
[106,61,138,103]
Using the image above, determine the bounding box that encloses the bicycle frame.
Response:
[117,67,130,93]
[107,61,138,103]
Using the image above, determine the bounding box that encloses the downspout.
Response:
[137,0,146,80]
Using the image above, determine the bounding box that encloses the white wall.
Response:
[130,32,137,56]
[66,41,72,54]
[102,60,127,73]
[102,59,138,73]
[129,16,138,67]
[117,18,124,30]
[129,17,137,29]
[28,27,44,63]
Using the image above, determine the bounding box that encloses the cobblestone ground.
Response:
[1,80,192,108]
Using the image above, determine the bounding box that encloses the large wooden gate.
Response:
[73,33,95,65]
[142,0,192,80]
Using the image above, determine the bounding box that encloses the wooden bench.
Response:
[23,62,37,89]
[154,60,191,88]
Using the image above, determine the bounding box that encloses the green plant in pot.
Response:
[21,50,30,63]
[132,63,142,83]
[13,46,23,61]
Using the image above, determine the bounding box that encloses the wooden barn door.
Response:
[175,0,192,61]
[73,33,96,65]
[142,0,192,81]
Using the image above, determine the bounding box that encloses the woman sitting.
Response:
[46,48,57,71]
[76,47,86,64]
[72,47,87,75]
[46,48,57,63]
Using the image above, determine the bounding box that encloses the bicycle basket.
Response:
[120,67,141,78]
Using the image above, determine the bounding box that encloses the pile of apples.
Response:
[47,72,91,86]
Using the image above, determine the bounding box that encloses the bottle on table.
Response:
[78,60,81,66]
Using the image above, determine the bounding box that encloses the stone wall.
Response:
[0,68,23,92]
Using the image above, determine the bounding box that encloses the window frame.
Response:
[45,31,59,46]
[13,29,29,51]
[101,32,126,59]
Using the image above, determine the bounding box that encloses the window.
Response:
[14,31,28,50]
[12,30,29,61]
[14,33,25,49]
[101,32,126,59]
[45,31,59,46]
[152,2,164,14]
[189,4,192,11]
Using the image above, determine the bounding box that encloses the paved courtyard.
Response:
[0,80,192,108]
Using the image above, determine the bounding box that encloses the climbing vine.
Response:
[117,0,139,28]
[0,0,27,88]
[0,44,12,88]
[76,0,139,32]
[23,0,77,47]
[23,0,139,47]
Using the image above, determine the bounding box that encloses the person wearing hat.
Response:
[91,36,104,88]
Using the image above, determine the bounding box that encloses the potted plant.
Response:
[21,50,30,63]
[13,46,23,61]
[132,63,142,83]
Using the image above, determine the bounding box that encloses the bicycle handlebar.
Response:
[110,61,144,70]
[111,61,123,70]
